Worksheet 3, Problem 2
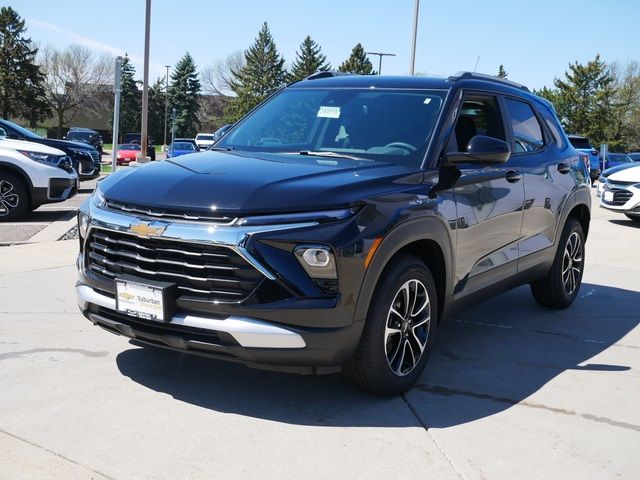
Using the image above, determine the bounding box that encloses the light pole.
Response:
[409,0,420,75]
[163,65,170,148]
[139,0,151,162]
[366,52,396,75]
[111,56,124,172]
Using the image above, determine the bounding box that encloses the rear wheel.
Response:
[624,213,640,222]
[344,254,438,396]
[0,173,29,222]
[530,218,585,309]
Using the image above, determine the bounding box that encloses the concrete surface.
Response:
[0,192,638,479]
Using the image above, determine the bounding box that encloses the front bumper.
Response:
[31,177,78,207]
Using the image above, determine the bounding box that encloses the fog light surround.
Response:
[78,212,90,240]
[294,245,337,279]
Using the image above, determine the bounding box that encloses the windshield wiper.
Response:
[295,151,371,161]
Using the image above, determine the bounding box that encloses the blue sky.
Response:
[11,0,640,90]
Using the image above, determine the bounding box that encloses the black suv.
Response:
[65,127,104,157]
[76,72,591,395]
[0,119,101,180]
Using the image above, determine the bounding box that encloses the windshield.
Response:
[2,120,40,139]
[217,88,446,167]
[173,142,195,150]
[608,153,633,163]
[67,131,93,141]
[197,135,214,141]
[119,144,141,151]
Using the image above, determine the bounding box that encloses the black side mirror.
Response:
[447,135,511,165]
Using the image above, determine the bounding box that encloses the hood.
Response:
[38,137,96,151]
[606,164,640,183]
[99,151,421,215]
[0,138,66,156]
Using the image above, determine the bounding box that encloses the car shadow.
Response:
[609,219,640,228]
[19,209,76,222]
[116,283,638,428]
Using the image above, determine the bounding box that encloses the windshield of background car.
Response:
[197,135,214,141]
[608,154,633,163]
[67,131,93,141]
[173,142,195,150]
[119,144,141,151]
[568,137,593,150]
[217,88,447,167]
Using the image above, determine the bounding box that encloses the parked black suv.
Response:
[65,127,104,157]
[0,119,101,180]
[76,72,591,395]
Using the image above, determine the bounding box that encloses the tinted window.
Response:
[505,98,545,153]
[568,137,592,150]
[447,96,505,153]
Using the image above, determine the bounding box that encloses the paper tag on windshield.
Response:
[317,106,341,118]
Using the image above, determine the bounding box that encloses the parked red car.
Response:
[116,144,141,165]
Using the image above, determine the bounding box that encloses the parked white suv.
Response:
[0,139,78,221]
[194,133,215,150]
[600,163,640,221]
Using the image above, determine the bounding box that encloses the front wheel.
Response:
[530,218,585,309]
[0,173,29,222]
[343,254,438,396]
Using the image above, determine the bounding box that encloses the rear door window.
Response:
[504,98,545,153]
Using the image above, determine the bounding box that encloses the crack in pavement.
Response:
[415,384,640,433]
[0,348,108,362]
[0,427,115,480]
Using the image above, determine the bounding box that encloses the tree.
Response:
[0,7,49,125]
[497,65,508,78]
[201,51,245,97]
[287,36,331,82]
[225,22,286,123]
[536,55,615,146]
[606,61,640,151]
[147,78,166,144]
[39,44,112,137]
[118,55,140,137]
[168,52,201,137]
[338,43,374,75]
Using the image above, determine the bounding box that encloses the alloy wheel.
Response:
[0,180,20,216]
[562,231,583,295]
[384,279,431,376]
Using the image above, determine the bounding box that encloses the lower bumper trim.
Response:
[76,284,305,349]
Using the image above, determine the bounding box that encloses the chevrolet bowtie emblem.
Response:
[129,222,167,238]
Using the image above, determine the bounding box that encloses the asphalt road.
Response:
[0,192,638,479]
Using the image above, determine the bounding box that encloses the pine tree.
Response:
[224,22,286,123]
[338,43,374,75]
[147,78,166,144]
[168,52,201,137]
[118,55,140,138]
[288,36,331,82]
[0,7,49,125]
[497,65,508,78]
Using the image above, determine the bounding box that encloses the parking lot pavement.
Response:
[0,192,638,479]
[0,178,97,245]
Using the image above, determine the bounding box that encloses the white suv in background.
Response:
[194,133,215,150]
[0,139,78,221]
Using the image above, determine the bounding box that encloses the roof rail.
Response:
[447,71,530,92]
[304,71,352,81]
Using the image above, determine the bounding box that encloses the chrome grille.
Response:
[105,200,237,224]
[89,149,100,163]
[86,228,263,302]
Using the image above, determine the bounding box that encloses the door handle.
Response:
[505,170,522,183]
[557,162,571,174]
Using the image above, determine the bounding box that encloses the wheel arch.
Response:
[354,216,454,327]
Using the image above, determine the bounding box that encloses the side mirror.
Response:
[447,135,511,165]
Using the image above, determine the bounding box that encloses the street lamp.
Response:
[365,52,396,75]
[111,56,124,172]
[409,0,420,75]
[163,65,170,148]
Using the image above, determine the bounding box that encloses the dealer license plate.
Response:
[603,191,614,203]
[116,278,166,322]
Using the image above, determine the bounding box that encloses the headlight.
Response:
[91,187,106,208]
[18,150,57,164]
[294,245,337,279]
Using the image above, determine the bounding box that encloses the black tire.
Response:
[0,173,29,222]
[624,213,640,222]
[530,218,585,309]
[344,254,438,396]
